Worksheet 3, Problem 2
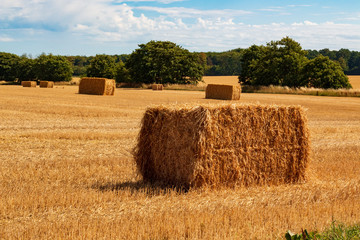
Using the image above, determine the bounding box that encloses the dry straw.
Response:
[152,84,163,91]
[206,84,241,100]
[39,81,54,88]
[22,81,37,87]
[79,77,115,95]
[134,103,310,188]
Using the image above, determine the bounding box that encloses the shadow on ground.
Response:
[92,180,189,196]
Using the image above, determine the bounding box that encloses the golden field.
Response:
[1,85,360,239]
[201,75,360,90]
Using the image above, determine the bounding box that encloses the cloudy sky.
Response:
[1,0,360,56]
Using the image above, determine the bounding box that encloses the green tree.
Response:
[0,52,20,81]
[239,37,308,87]
[34,54,73,82]
[115,60,131,83]
[301,55,352,89]
[17,55,36,81]
[126,40,204,84]
[86,54,116,79]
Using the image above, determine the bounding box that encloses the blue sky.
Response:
[1,0,360,56]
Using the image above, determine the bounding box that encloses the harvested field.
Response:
[203,75,360,90]
[1,85,360,239]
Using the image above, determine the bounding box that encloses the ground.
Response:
[0,82,359,239]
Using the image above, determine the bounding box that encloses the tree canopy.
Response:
[0,52,20,81]
[125,41,204,84]
[86,54,116,79]
[301,55,351,89]
[239,37,352,89]
[34,54,73,82]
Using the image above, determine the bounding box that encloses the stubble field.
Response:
[1,83,360,239]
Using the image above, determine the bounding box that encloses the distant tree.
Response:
[239,37,308,87]
[86,54,116,79]
[17,55,36,81]
[126,40,204,84]
[115,60,131,83]
[301,55,352,89]
[34,54,73,82]
[0,52,20,81]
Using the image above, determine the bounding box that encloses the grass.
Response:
[286,222,360,239]
[0,85,360,239]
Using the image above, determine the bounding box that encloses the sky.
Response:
[1,0,360,56]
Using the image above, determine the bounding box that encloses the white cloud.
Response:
[134,6,252,18]
[116,0,184,3]
[1,0,360,54]
[0,36,15,42]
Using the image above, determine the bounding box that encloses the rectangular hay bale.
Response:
[39,81,54,88]
[206,84,241,100]
[22,81,37,87]
[79,77,115,95]
[134,104,310,188]
[152,84,163,91]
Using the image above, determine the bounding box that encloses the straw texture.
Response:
[134,104,310,188]
[206,84,241,100]
[152,84,163,91]
[79,77,115,95]
[39,81,54,88]
[22,81,37,87]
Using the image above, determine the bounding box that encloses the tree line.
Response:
[1,38,358,89]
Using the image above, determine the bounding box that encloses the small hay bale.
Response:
[79,77,115,95]
[134,104,310,188]
[22,81,37,87]
[39,81,54,88]
[152,84,163,91]
[206,84,241,100]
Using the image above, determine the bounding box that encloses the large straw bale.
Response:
[79,77,115,95]
[39,81,54,88]
[206,84,241,100]
[22,81,37,87]
[134,104,310,188]
[152,84,163,91]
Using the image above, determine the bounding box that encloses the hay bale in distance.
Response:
[22,81,37,87]
[134,104,310,188]
[39,81,54,88]
[79,77,115,95]
[152,84,163,91]
[206,84,241,100]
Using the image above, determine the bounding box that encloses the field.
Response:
[1,85,360,239]
[201,75,360,90]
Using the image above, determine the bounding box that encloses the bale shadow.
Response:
[92,180,189,196]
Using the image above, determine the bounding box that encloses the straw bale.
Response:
[134,104,310,188]
[206,84,241,100]
[22,81,37,87]
[152,84,163,91]
[79,77,115,95]
[39,81,54,88]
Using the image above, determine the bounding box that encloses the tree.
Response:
[86,54,116,79]
[17,55,36,81]
[115,60,131,83]
[239,37,308,87]
[126,41,204,84]
[0,52,20,81]
[34,54,73,82]
[301,55,352,89]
